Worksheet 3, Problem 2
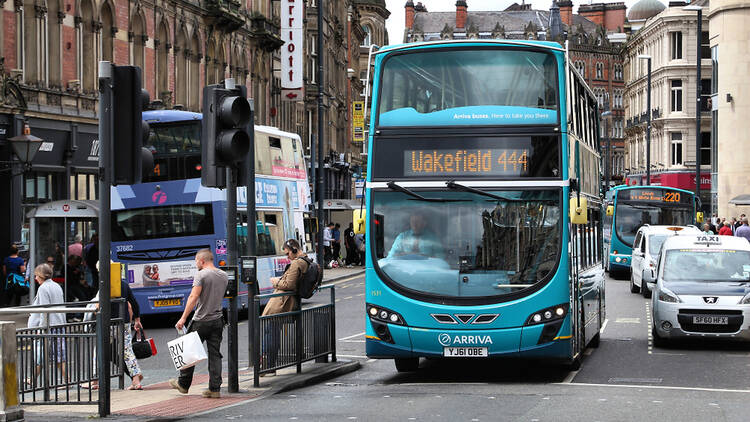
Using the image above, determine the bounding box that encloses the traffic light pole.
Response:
[316,0,325,268]
[226,166,239,393]
[245,101,257,363]
[96,61,113,418]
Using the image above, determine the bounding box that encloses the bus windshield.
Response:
[663,250,750,282]
[377,48,559,127]
[371,189,561,299]
[614,203,693,247]
[112,204,214,242]
[147,121,201,154]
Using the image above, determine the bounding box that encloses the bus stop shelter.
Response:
[26,200,99,299]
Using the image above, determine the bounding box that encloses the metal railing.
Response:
[251,285,336,387]
[1,299,126,405]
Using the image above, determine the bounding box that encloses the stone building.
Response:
[622,0,711,209]
[709,0,750,217]
[401,0,627,184]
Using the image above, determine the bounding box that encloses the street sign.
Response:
[353,101,365,144]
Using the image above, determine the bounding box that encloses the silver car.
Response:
[648,234,750,345]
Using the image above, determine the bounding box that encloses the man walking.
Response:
[332,223,342,266]
[344,223,356,267]
[736,217,750,243]
[323,222,334,268]
[170,249,228,398]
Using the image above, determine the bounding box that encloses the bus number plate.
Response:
[693,316,728,325]
[154,299,181,307]
[443,347,488,357]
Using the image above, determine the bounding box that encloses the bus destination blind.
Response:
[621,188,692,205]
[404,148,530,177]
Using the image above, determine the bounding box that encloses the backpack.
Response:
[6,273,29,296]
[297,256,323,299]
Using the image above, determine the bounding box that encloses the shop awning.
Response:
[729,195,750,206]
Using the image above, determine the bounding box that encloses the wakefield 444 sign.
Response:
[281,0,304,101]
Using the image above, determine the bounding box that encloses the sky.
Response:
[383,0,653,45]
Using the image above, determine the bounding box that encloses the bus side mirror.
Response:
[570,197,588,225]
[606,205,614,217]
[353,209,367,234]
[696,212,704,224]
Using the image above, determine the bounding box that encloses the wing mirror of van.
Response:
[642,268,656,284]
[353,209,367,234]
[606,205,614,217]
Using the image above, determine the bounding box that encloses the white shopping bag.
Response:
[167,330,207,370]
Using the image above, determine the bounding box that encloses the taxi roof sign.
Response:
[695,235,721,245]
[666,226,684,232]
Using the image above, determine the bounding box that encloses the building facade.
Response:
[622,0,712,209]
[0,0,387,250]
[402,0,627,184]
[709,0,750,217]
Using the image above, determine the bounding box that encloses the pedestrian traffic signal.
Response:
[111,65,151,185]
[201,83,252,188]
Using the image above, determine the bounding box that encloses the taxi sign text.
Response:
[695,235,721,245]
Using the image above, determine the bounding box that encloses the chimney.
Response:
[549,1,563,40]
[414,2,427,12]
[405,0,415,29]
[558,0,573,26]
[456,0,468,29]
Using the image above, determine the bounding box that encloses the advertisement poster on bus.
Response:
[238,178,300,209]
[126,260,197,288]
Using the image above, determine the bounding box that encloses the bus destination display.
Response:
[620,188,692,205]
[404,148,530,177]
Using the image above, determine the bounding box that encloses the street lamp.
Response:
[638,54,652,186]
[4,124,43,172]
[601,109,612,193]
[684,4,703,211]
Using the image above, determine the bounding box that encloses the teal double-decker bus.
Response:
[360,40,605,371]
[603,185,700,278]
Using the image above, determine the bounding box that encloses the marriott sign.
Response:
[281,0,304,101]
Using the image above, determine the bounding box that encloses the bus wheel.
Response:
[394,358,419,372]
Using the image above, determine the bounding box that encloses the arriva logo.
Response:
[437,334,493,346]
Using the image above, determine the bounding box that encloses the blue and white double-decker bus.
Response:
[603,185,699,277]
[361,40,605,371]
[110,110,313,315]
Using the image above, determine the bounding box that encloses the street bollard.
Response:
[0,321,24,422]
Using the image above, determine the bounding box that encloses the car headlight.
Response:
[738,293,750,305]
[658,287,681,303]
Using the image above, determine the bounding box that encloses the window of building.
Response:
[614,64,623,81]
[362,25,372,47]
[670,31,683,60]
[701,31,711,60]
[308,35,317,84]
[671,132,683,165]
[701,132,711,165]
[596,63,603,79]
[701,79,711,112]
[671,80,683,112]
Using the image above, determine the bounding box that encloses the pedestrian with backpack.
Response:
[261,239,320,375]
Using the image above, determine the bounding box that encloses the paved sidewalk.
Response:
[22,360,360,421]
[321,266,365,285]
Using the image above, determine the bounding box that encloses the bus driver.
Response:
[387,213,443,259]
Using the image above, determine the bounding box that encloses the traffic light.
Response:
[111,65,151,185]
[201,83,252,188]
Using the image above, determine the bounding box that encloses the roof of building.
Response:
[627,0,666,21]
[411,9,598,36]
[355,0,387,9]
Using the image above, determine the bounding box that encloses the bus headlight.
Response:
[366,304,406,326]
[658,288,681,303]
[525,304,569,326]
[615,257,622,263]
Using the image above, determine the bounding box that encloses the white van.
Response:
[646,234,750,345]
[630,225,701,298]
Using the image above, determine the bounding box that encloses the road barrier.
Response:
[251,285,336,387]
[0,300,125,407]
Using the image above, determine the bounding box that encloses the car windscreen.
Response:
[662,249,750,283]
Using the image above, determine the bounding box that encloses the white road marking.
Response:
[557,382,750,394]
[356,293,365,297]
[345,296,353,300]
[336,354,368,359]
[562,370,579,384]
[324,275,364,286]
[339,332,366,341]
[615,317,641,324]
[600,318,609,333]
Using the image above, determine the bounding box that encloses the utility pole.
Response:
[317,0,325,267]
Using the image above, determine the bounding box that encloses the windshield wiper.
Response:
[446,181,513,201]
[386,181,466,202]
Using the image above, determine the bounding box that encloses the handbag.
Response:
[7,273,29,296]
[167,330,207,370]
[131,329,157,360]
